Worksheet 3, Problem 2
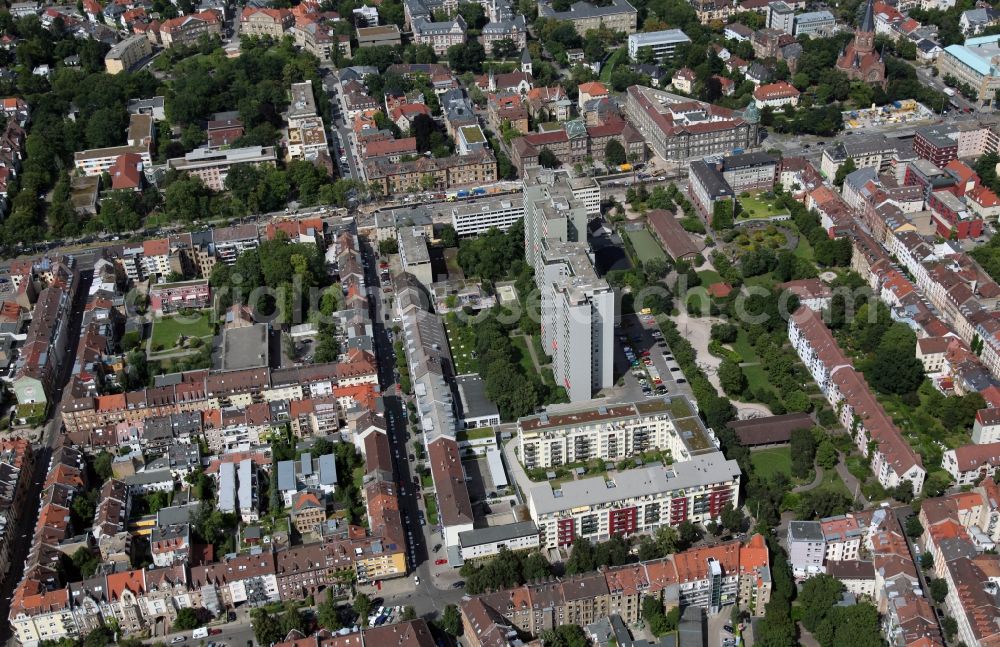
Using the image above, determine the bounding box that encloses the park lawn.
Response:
[750,447,792,479]
[443,248,464,280]
[738,193,790,220]
[625,228,668,265]
[697,269,723,286]
[819,466,853,499]
[600,47,627,83]
[744,273,777,291]
[730,329,776,395]
[423,494,439,525]
[444,320,478,375]
[794,235,815,262]
[150,311,214,350]
[510,335,535,376]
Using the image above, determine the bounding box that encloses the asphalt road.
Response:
[0,268,94,646]
[357,237,468,620]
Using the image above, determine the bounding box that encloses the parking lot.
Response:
[603,312,694,405]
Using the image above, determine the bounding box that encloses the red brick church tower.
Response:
[835,0,886,88]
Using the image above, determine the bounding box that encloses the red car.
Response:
[435,558,448,565]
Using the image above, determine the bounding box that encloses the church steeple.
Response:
[855,0,876,53]
[859,0,875,34]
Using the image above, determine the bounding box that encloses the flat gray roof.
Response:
[219,462,236,512]
[221,322,269,371]
[788,520,824,542]
[539,0,637,20]
[528,452,740,515]
[398,226,431,266]
[455,374,500,420]
[458,521,539,548]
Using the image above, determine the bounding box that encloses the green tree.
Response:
[92,451,114,481]
[439,224,458,247]
[642,596,670,636]
[605,139,626,166]
[904,515,924,538]
[720,503,744,534]
[440,604,463,636]
[833,158,856,188]
[929,578,948,604]
[317,589,342,630]
[565,537,596,575]
[816,439,839,469]
[718,357,747,397]
[790,428,816,479]
[676,520,703,550]
[353,592,373,623]
[538,147,560,168]
[941,615,958,640]
[173,608,201,631]
[446,40,486,73]
[798,574,845,632]
[401,606,417,621]
[540,624,588,647]
[250,608,282,646]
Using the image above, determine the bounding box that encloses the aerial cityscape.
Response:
[0,0,998,645]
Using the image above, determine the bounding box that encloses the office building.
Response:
[357,24,402,47]
[794,10,835,35]
[626,29,691,61]
[937,34,1000,111]
[450,195,524,237]
[624,85,758,161]
[166,146,277,191]
[537,0,637,35]
[766,1,794,34]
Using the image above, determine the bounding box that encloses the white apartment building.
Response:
[517,395,714,469]
[820,514,863,562]
[523,168,591,273]
[524,169,612,402]
[73,113,154,176]
[568,174,601,215]
[973,407,1000,444]
[450,196,524,237]
[789,306,926,495]
[538,241,615,402]
[398,226,433,287]
[787,521,825,578]
[525,452,741,547]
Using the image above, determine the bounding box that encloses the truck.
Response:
[618,163,632,172]
[191,628,209,640]
[456,189,469,198]
[943,87,956,97]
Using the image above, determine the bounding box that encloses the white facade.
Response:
[626,29,691,61]
[517,396,710,469]
[526,452,741,547]
[458,522,541,560]
[451,196,524,237]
